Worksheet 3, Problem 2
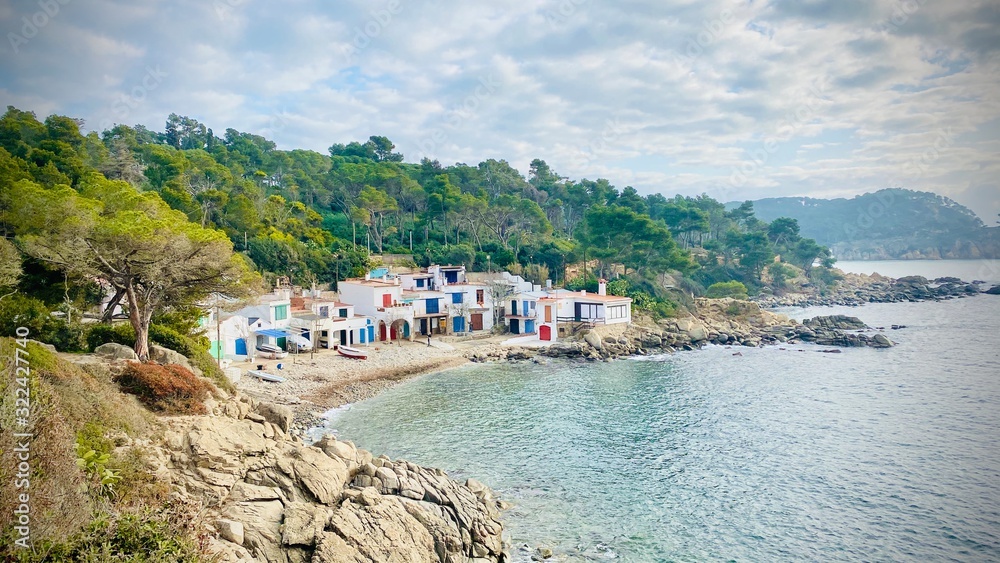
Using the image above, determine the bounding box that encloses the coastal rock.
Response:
[582,331,603,349]
[803,315,867,331]
[95,342,139,361]
[986,285,1000,295]
[156,396,507,563]
[255,402,294,433]
[150,344,202,376]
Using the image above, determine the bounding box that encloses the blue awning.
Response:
[256,329,287,338]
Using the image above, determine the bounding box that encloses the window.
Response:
[339,308,348,318]
[416,278,425,288]
[319,306,329,318]
[452,292,463,304]
[274,305,288,321]
[445,271,459,283]
[426,298,439,314]
[574,302,599,321]
[476,289,484,304]
[607,304,628,320]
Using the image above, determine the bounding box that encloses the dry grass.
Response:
[0,338,202,559]
[113,362,214,415]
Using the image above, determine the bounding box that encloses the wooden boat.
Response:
[256,343,288,359]
[337,346,367,360]
[246,370,286,383]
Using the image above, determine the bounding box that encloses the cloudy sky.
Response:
[1,0,998,220]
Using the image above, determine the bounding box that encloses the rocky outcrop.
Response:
[755,272,984,308]
[986,285,1000,295]
[150,344,202,376]
[155,396,507,562]
[95,342,139,361]
[532,297,895,362]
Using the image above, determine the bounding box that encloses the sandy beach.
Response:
[233,335,509,433]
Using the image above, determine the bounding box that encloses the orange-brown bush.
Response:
[113,362,213,415]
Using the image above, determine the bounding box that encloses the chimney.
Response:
[580,289,586,296]
[364,272,371,281]
[545,279,552,290]
[598,279,607,296]
[533,284,541,292]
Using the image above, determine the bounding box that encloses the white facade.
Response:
[338,278,414,341]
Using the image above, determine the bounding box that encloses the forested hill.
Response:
[741,189,1000,260]
[0,106,841,333]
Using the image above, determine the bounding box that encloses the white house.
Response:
[403,289,448,336]
[231,289,297,351]
[338,277,414,341]
[202,309,252,361]
[441,283,493,333]
[289,292,375,349]
[504,291,544,335]
[537,280,632,341]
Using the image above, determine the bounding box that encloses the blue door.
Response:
[454,317,466,333]
[235,338,247,355]
[367,326,375,342]
[525,319,535,334]
[510,319,520,334]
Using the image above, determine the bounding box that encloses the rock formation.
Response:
[152,394,507,562]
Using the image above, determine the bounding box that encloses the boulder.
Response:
[582,330,603,349]
[872,334,893,348]
[149,344,202,376]
[281,502,328,547]
[215,519,244,546]
[802,315,867,331]
[95,342,139,361]
[223,500,284,562]
[328,496,438,563]
[290,446,351,505]
[255,402,293,433]
[986,285,1000,295]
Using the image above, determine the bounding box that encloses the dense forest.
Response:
[747,190,1000,260]
[0,106,838,352]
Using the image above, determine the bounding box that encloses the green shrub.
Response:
[86,322,136,351]
[705,281,749,299]
[113,363,211,415]
[30,511,202,562]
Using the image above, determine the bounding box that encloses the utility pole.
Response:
[215,303,222,368]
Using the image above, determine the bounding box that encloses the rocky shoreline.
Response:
[753,272,987,308]
[151,392,508,562]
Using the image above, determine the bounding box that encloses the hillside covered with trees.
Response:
[0,106,840,352]
[745,189,1000,260]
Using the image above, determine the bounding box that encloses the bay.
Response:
[322,260,1000,561]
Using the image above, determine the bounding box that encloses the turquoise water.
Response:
[322,268,1000,561]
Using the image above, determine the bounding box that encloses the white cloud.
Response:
[0,0,997,219]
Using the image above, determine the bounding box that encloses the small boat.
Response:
[256,343,288,359]
[337,346,367,360]
[246,370,286,383]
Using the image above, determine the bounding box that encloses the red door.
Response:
[379,322,387,341]
[540,325,552,341]
[390,325,398,340]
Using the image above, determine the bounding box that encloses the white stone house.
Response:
[338,277,414,342]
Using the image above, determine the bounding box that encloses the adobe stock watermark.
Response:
[545,0,587,28]
[418,74,500,159]
[10,327,34,549]
[7,0,71,54]
[877,0,928,34]
[573,116,627,168]
[671,8,737,70]
[342,0,402,63]
[214,0,248,22]
[729,80,827,189]
[97,65,168,133]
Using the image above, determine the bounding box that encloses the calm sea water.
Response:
[321,261,1000,561]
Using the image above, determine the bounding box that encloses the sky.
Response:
[1,0,998,221]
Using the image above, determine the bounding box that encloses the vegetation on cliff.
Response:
[0,106,837,355]
[746,189,1000,259]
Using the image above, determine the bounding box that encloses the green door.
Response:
[210,340,223,359]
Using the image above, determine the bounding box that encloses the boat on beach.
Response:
[246,369,286,383]
[337,346,367,360]
[256,343,288,359]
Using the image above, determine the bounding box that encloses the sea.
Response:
[318,260,1000,561]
